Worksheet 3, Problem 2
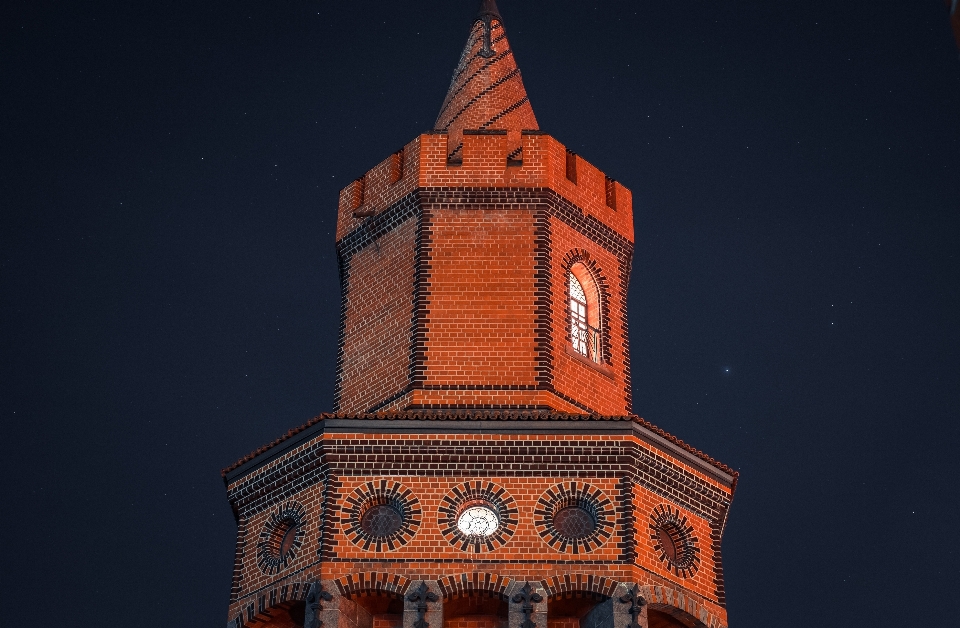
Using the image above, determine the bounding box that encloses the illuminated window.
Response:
[569,266,601,362]
[457,504,499,537]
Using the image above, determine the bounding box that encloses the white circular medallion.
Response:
[456,505,499,537]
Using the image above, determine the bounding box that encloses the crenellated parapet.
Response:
[336,133,633,245]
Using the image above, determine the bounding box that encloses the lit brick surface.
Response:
[333,132,634,415]
[223,5,736,628]
[435,18,538,162]
[224,425,734,628]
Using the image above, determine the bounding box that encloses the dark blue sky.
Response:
[2,1,958,626]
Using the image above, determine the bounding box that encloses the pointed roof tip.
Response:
[434,0,538,138]
[476,0,502,21]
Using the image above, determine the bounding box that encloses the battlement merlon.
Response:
[336,132,634,243]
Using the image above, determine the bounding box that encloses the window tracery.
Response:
[569,267,601,363]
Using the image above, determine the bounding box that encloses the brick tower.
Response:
[222,3,738,628]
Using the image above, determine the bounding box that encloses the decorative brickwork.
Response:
[540,574,618,599]
[648,505,701,579]
[332,186,634,416]
[435,9,538,163]
[341,481,422,552]
[256,501,308,575]
[437,573,513,599]
[221,3,736,628]
[533,482,614,554]
[334,572,412,597]
[438,481,519,552]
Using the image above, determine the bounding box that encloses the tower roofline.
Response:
[476,0,502,21]
[435,0,538,160]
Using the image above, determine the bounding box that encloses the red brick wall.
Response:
[337,133,632,254]
[337,138,420,241]
[421,208,538,388]
[446,617,506,628]
[549,218,630,415]
[336,216,417,413]
[547,618,580,628]
[334,132,635,414]
[373,615,401,628]
[410,133,633,245]
[225,430,733,626]
[329,474,622,565]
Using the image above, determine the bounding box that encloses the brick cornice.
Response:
[222,413,737,492]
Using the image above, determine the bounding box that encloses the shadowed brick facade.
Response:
[222,3,737,628]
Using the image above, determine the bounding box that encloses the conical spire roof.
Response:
[435,1,538,158]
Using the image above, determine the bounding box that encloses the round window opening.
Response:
[552,505,596,540]
[360,502,403,538]
[657,525,679,562]
[278,520,299,557]
[257,501,307,575]
[649,504,700,578]
[457,504,500,537]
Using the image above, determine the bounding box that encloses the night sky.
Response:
[2,1,958,626]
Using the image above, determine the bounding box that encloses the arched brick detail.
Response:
[333,572,411,597]
[648,504,701,579]
[644,585,725,628]
[561,249,612,366]
[341,480,422,552]
[438,481,518,552]
[540,574,617,599]
[228,579,317,628]
[437,573,513,599]
[648,604,709,628]
[533,482,614,554]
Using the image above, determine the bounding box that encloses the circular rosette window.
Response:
[257,501,307,574]
[649,504,700,578]
[438,481,518,552]
[534,482,613,553]
[342,480,421,551]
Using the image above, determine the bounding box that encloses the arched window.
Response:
[568,264,602,362]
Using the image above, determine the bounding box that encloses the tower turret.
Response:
[222,5,737,628]
[332,2,633,416]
